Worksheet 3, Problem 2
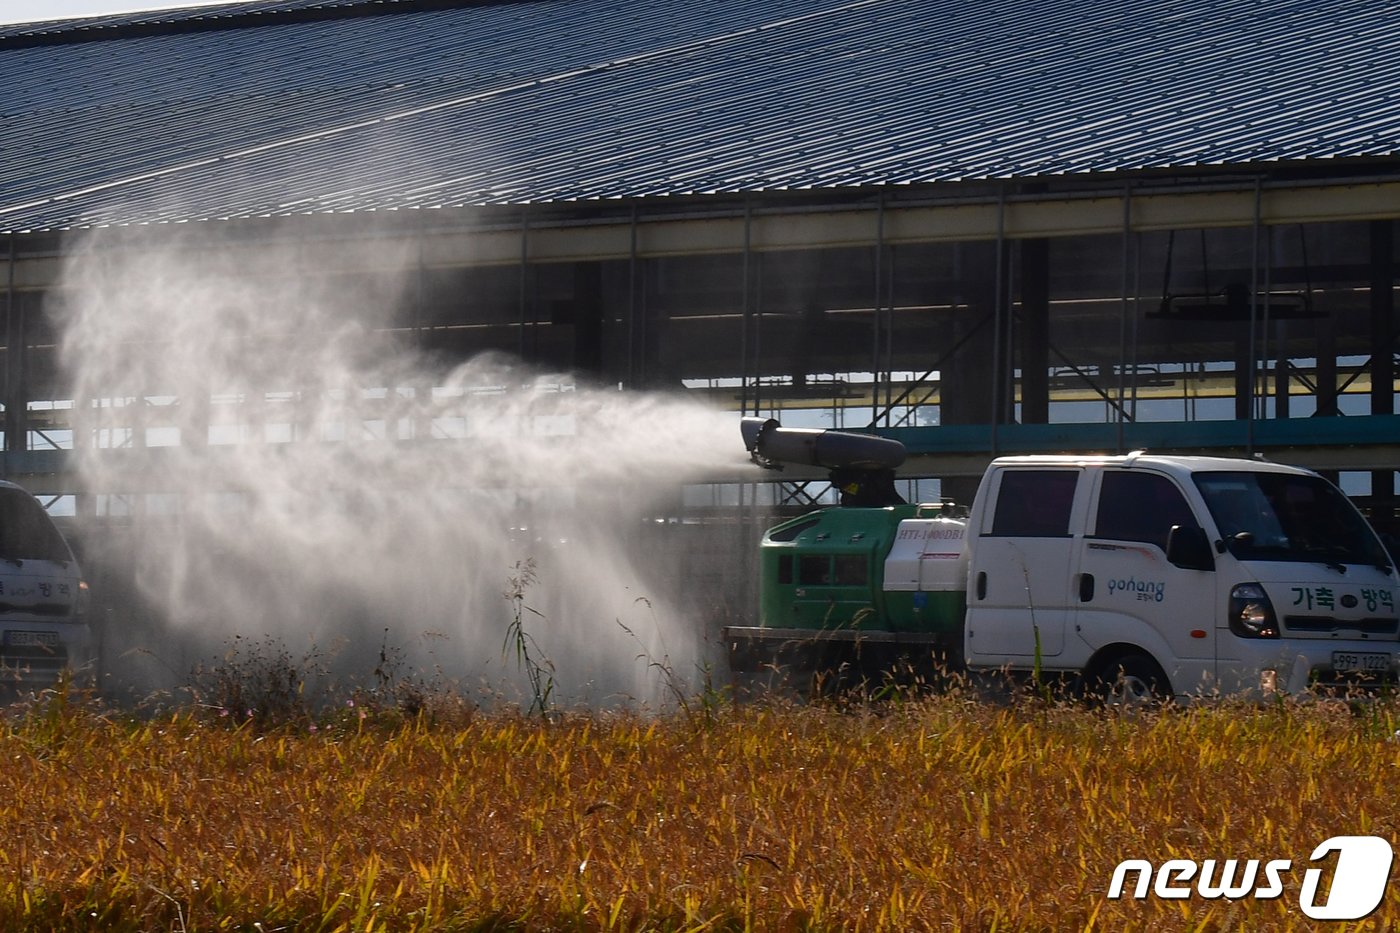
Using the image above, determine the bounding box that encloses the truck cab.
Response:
[963,454,1399,697]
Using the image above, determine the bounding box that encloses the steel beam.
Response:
[6,179,1400,289]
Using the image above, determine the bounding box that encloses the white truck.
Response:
[732,417,1400,699]
[0,480,92,692]
[962,452,1398,698]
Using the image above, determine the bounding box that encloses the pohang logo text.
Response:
[1108,836,1393,920]
[1105,576,1165,602]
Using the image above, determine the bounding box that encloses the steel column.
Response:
[3,235,26,465]
[1371,219,1396,509]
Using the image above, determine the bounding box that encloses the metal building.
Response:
[3,0,1398,519]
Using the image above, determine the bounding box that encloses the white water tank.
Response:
[883,515,968,592]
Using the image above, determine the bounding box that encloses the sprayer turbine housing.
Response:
[739,416,908,507]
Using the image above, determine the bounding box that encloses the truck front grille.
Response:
[0,648,70,685]
[1284,616,1399,635]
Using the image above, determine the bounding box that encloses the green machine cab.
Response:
[728,418,968,681]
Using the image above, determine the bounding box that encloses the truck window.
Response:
[990,470,1078,537]
[796,554,867,586]
[798,555,832,585]
[770,518,819,542]
[832,555,868,586]
[1195,471,1391,567]
[1095,472,1197,552]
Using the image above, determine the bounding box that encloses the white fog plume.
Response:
[55,228,744,708]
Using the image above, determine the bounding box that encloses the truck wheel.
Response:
[1090,652,1170,706]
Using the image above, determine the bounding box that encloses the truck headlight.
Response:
[1229,583,1278,639]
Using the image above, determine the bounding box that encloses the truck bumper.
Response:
[1223,637,1399,696]
[0,621,95,693]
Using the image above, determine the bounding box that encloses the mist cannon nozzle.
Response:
[740,416,906,471]
[739,416,908,507]
[740,417,783,469]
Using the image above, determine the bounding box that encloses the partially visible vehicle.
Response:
[0,481,91,692]
[727,418,1400,700]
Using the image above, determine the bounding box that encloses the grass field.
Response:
[2,684,1397,931]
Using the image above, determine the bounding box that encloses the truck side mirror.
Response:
[1166,525,1214,571]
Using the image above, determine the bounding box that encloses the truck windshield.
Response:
[1193,471,1390,569]
[0,487,72,564]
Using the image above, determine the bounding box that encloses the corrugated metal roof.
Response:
[2,0,1398,232]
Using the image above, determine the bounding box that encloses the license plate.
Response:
[1332,651,1391,673]
[4,631,59,649]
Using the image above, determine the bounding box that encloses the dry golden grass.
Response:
[1,689,1398,931]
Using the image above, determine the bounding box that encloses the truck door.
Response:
[1074,469,1219,694]
[966,468,1083,659]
